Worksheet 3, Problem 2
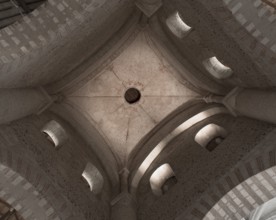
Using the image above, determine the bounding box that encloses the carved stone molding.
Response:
[135,0,162,17]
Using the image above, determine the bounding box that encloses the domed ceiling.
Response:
[65,29,200,163]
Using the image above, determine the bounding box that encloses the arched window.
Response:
[195,124,228,151]
[82,162,104,194]
[203,56,233,79]
[166,12,191,38]
[41,120,68,148]
[150,164,177,196]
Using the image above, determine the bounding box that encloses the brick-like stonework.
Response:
[0,163,60,220]
[177,129,276,220]
[203,166,276,220]
[0,0,134,87]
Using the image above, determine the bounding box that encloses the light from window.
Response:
[166,12,191,38]
[150,164,176,196]
[42,120,68,147]
[203,56,233,79]
[82,163,104,194]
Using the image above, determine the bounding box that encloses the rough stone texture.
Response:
[159,0,274,89]
[181,129,276,220]
[136,115,275,220]
[66,29,200,164]
[150,12,234,95]
[192,0,276,86]
[220,0,276,85]
[0,112,111,219]
[50,102,120,186]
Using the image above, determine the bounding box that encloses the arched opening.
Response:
[82,162,104,194]
[150,164,177,196]
[203,56,233,79]
[166,12,192,38]
[131,107,229,190]
[41,120,68,148]
[195,124,228,151]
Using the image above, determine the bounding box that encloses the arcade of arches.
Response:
[0,0,276,219]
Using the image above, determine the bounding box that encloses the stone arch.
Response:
[178,145,276,219]
[203,165,276,220]
[0,0,134,88]
[200,0,276,85]
[154,5,231,94]
[130,103,230,192]
[0,146,85,220]
[0,163,59,220]
[162,0,273,88]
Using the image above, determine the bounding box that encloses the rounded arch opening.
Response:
[41,120,68,148]
[195,123,228,151]
[166,11,192,38]
[82,162,104,195]
[149,163,177,196]
[203,56,233,79]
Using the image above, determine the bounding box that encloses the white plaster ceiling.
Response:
[66,30,199,163]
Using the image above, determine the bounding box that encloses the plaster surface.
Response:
[66,30,199,163]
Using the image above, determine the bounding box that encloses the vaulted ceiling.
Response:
[0,0,276,220]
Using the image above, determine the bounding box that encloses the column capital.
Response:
[223,87,244,117]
